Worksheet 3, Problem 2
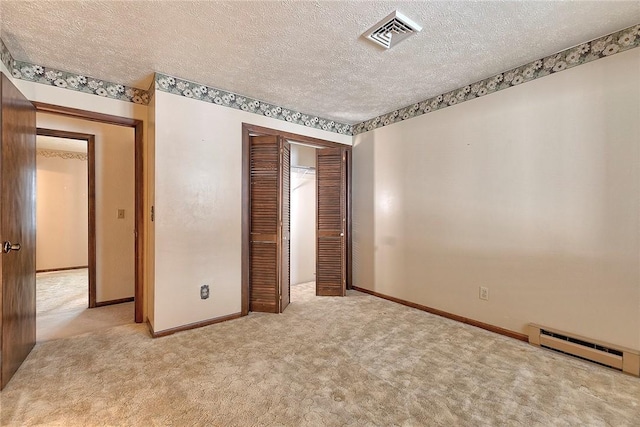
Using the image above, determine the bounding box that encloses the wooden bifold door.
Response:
[246,126,349,313]
[249,135,290,313]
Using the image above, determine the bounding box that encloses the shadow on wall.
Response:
[352,131,376,292]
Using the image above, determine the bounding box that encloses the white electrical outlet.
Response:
[479,286,489,301]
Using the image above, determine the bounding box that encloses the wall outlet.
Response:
[479,286,489,301]
[200,284,210,300]
[117,209,125,219]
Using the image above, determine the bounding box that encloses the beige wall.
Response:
[290,144,316,285]
[353,48,640,350]
[36,150,88,270]
[152,89,350,332]
[37,113,136,303]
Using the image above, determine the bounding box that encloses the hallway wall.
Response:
[36,146,88,270]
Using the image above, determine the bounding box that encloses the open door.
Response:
[248,135,290,313]
[0,73,37,389]
[316,147,346,296]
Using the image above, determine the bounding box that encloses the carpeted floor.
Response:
[37,269,134,342]
[2,282,639,426]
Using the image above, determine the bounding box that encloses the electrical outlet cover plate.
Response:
[479,286,489,301]
[200,284,210,300]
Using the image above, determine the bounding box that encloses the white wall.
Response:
[353,48,640,350]
[152,89,350,332]
[36,151,88,270]
[290,144,316,285]
[37,113,136,303]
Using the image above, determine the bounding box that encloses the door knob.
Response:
[3,241,21,253]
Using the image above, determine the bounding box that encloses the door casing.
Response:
[241,123,352,315]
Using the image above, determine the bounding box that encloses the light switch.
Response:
[117,209,125,219]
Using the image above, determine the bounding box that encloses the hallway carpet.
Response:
[2,283,639,426]
[37,269,134,342]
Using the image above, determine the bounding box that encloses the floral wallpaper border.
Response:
[155,73,353,135]
[37,148,87,161]
[353,24,640,135]
[11,59,150,105]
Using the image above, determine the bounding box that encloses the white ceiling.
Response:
[37,135,87,153]
[2,1,639,124]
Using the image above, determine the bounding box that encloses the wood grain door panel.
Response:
[0,73,37,389]
[316,148,346,297]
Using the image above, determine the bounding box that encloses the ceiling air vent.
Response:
[363,10,422,49]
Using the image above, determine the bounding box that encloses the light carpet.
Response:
[37,269,134,342]
[2,282,639,426]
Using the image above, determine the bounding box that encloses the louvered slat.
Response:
[250,242,278,312]
[251,140,278,234]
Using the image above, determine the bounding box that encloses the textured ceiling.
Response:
[2,1,639,124]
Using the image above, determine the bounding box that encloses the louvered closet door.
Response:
[249,135,280,313]
[316,147,346,296]
[279,141,291,312]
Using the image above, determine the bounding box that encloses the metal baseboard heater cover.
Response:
[528,323,640,377]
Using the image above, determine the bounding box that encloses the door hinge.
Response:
[151,206,155,222]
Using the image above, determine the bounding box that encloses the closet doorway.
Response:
[289,143,317,292]
[241,124,352,315]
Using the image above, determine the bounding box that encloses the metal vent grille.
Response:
[363,11,422,49]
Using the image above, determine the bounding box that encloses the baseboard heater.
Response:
[528,323,639,377]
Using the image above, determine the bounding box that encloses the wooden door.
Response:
[279,140,290,312]
[0,73,37,389]
[316,147,346,296]
[249,135,290,313]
